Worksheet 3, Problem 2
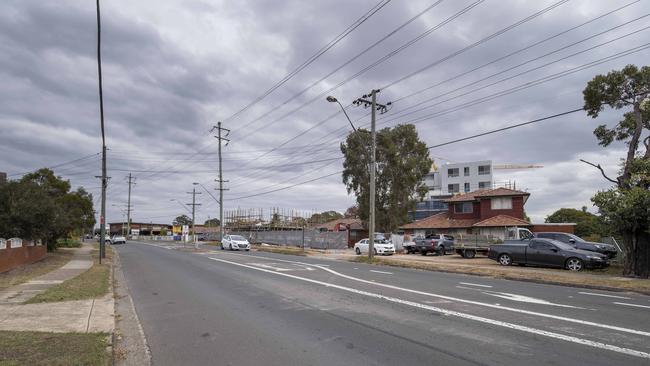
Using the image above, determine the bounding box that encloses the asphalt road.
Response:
[115,241,650,366]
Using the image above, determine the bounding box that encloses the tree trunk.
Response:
[623,229,650,278]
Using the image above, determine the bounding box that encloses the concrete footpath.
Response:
[0,244,114,334]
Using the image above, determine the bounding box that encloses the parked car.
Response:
[111,235,126,245]
[534,232,617,259]
[403,236,419,254]
[103,235,111,244]
[354,238,395,256]
[488,238,608,271]
[222,234,250,251]
[415,234,455,256]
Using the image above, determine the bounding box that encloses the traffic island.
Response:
[348,254,650,295]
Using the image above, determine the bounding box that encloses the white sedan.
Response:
[354,239,394,256]
[111,235,126,245]
[222,234,251,251]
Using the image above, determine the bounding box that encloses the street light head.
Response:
[192,182,199,185]
[326,96,338,103]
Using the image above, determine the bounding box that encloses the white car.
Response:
[222,234,250,251]
[111,236,126,245]
[354,238,394,256]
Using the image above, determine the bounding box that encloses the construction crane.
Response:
[493,164,543,170]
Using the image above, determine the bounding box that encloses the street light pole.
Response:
[368,91,377,259]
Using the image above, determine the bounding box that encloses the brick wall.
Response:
[479,196,525,220]
[0,240,47,273]
[531,224,575,234]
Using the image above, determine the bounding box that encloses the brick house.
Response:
[400,188,531,239]
[313,218,368,247]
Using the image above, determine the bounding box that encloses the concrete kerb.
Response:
[111,247,152,366]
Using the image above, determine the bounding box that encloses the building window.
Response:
[448,184,459,193]
[464,182,470,192]
[491,197,512,210]
[478,181,491,189]
[454,202,473,213]
[448,168,459,177]
[463,167,469,176]
[478,165,491,175]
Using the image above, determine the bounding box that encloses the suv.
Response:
[415,234,455,256]
[535,232,617,258]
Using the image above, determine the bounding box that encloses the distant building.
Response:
[0,172,6,184]
[108,222,172,236]
[425,160,494,196]
[312,218,368,247]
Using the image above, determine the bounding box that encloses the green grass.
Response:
[0,331,109,366]
[56,238,82,248]
[255,245,308,256]
[0,251,74,291]
[25,252,110,304]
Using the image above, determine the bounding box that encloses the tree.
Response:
[545,207,607,238]
[582,64,650,277]
[341,124,432,232]
[309,210,343,224]
[344,205,359,219]
[204,218,221,227]
[173,215,192,226]
[0,169,95,250]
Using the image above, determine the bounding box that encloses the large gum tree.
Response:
[582,64,650,278]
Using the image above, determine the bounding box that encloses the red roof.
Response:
[313,218,364,231]
[473,215,531,227]
[445,187,529,202]
[400,212,479,230]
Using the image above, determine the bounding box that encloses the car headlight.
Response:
[586,255,602,260]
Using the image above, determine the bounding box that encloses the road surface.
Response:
[115,241,650,365]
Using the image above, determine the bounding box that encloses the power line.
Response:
[8,152,100,177]
[224,0,392,123]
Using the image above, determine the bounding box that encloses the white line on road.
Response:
[456,286,584,309]
[579,292,632,300]
[614,302,650,309]
[214,252,650,338]
[370,270,393,274]
[459,282,492,288]
[207,256,650,359]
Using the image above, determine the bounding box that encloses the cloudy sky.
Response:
[1,0,649,226]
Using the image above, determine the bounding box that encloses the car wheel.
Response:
[566,257,583,271]
[439,246,445,256]
[220,244,224,250]
[245,249,250,252]
[373,248,377,256]
[464,250,476,259]
[355,247,361,255]
[498,254,512,266]
[420,250,427,256]
[229,243,233,251]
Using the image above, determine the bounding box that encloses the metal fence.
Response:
[230,230,348,249]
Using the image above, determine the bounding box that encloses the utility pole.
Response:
[126,173,135,238]
[353,90,390,259]
[96,0,107,264]
[211,122,230,245]
[187,186,202,249]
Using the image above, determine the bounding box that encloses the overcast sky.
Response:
[1,0,649,226]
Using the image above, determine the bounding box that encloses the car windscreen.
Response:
[548,240,575,250]
[231,235,246,241]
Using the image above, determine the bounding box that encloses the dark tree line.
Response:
[0,168,95,250]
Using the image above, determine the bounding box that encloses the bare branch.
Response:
[580,159,619,185]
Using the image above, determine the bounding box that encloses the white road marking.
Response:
[214,252,650,338]
[614,302,650,309]
[456,286,584,309]
[207,256,650,359]
[579,292,632,300]
[459,282,492,288]
[370,270,393,275]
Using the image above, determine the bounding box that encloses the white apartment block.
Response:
[424,160,493,197]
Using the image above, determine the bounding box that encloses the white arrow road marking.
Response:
[455,286,584,309]
[207,256,650,359]
[579,292,632,300]
[211,252,650,338]
[459,282,492,288]
[614,302,650,309]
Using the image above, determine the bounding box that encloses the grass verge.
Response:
[25,248,111,304]
[0,250,74,291]
[350,256,650,295]
[0,331,109,366]
[56,238,82,248]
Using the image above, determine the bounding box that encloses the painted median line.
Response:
[613,302,650,309]
[214,251,650,338]
[207,256,650,360]
[459,282,492,288]
[578,292,632,300]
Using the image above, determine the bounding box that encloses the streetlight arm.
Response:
[336,100,357,132]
